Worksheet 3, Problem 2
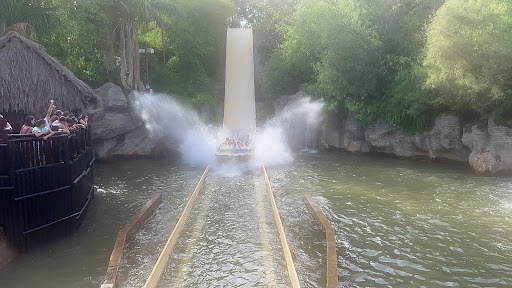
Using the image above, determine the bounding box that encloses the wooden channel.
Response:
[303,193,338,288]
[142,166,210,288]
[101,194,162,288]
[262,166,301,288]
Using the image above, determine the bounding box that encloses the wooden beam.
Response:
[142,166,209,288]
[263,166,301,288]
[101,194,162,288]
[303,193,338,288]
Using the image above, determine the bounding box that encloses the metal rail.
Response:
[142,166,210,288]
[262,166,301,288]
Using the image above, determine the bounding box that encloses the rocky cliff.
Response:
[319,112,512,174]
[90,83,169,160]
[275,91,512,174]
[462,119,512,174]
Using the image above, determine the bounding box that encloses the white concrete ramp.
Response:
[223,28,256,138]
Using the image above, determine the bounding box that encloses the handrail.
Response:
[142,166,210,288]
[262,166,301,288]
[4,128,90,171]
[303,193,338,288]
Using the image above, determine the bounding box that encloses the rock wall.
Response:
[319,111,512,174]
[90,83,164,160]
[321,113,470,161]
[270,91,511,174]
[462,118,512,174]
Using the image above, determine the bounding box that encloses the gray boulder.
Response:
[93,83,127,112]
[93,126,160,160]
[342,115,366,148]
[463,118,512,174]
[321,114,368,152]
[93,137,118,160]
[111,126,155,157]
[91,112,142,140]
[462,123,489,152]
[320,117,343,149]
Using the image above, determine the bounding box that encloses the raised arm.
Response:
[46,100,55,122]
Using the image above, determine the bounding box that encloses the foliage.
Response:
[266,0,449,132]
[38,1,111,88]
[266,1,384,111]
[424,0,512,114]
[0,0,59,37]
[7,0,512,129]
[138,0,234,117]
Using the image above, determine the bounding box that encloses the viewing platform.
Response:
[0,128,95,251]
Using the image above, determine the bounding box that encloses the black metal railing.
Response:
[0,127,95,251]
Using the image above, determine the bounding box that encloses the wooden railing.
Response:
[0,128,95,251]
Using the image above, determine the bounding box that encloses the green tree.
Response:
[38,0,111,88]
[266,0,383,112]
[0,0,57,37]
[266,0,449,131]
[424,0,512,114]
[138,0,234,115]
[98,0,181,91]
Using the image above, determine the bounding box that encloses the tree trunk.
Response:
[120,23,129,90]
[119,21,142,91]
[133,24,141,91]
[0,19,6,37]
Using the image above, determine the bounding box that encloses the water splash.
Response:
[254,97,324,165]
[133,92,324,172]
[134,92,217,167]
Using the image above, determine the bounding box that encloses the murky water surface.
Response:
[1,152,512,287]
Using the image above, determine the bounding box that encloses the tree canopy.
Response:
[2,0,511,127]
[424,0,512,115]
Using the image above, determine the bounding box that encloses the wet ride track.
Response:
[141,166,302,288]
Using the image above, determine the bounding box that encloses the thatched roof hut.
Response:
[0,31,99,119]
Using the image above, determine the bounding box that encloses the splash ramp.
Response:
[216,28,256,162]
[141,166,300,287]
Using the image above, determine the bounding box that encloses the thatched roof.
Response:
[0,31,99,116]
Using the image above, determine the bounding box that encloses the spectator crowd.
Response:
[1,100,88,141]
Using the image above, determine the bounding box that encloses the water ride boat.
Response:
[216,148,254,162]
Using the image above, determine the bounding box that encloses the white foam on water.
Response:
[133,92,324,175]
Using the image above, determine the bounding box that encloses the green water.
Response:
[0,152,511,287]
[270,152,512,287]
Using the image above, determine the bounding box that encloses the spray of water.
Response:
[133,92,323,174]
[253,97,325,165]
[134,92,217,167]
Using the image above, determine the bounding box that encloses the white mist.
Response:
[133,93,324,172]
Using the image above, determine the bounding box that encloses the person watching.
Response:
[20,115,35,134]
[33,119,55,140]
